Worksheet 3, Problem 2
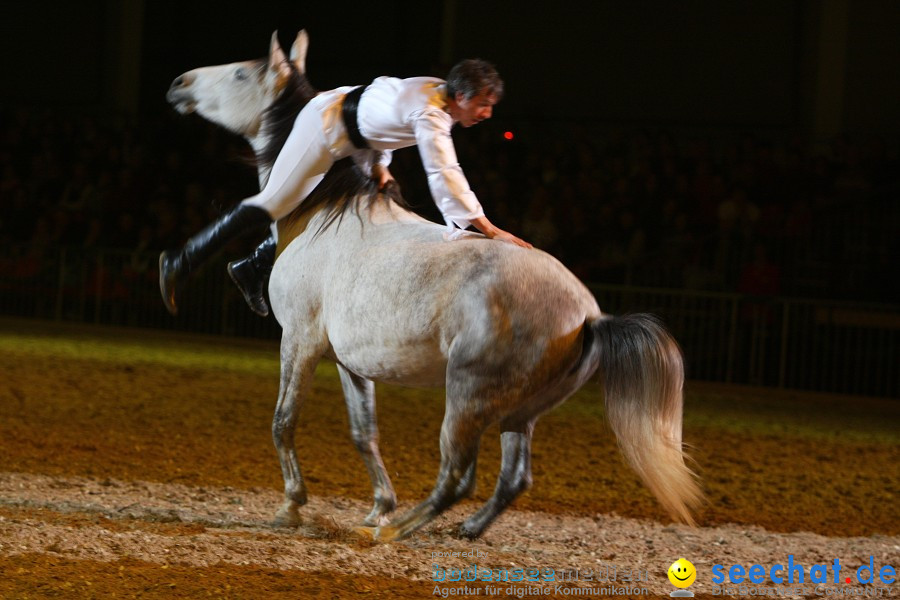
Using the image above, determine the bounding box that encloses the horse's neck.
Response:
[274,196,373,258]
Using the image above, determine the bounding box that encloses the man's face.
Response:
[455,89,498,127]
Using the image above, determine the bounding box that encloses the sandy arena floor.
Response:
[0,320,897,599]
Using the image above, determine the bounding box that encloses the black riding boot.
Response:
[227,234,276,317]
[159,204,271,315]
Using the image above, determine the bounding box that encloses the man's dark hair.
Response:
[446,59,504,101]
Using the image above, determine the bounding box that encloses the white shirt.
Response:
[355,76,485,230]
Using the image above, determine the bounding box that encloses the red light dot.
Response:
[846,577,851,584]
[503,131,514,140]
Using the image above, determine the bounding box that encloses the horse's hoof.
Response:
[374,524,402,542]
[456,523,481,540]
[353,525,378,540]
[272,508,301,529]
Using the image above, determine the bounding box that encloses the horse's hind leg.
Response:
[336,364,396,526]
[459,418,535,539]
[271,344,319,528]
[375,400,487,541]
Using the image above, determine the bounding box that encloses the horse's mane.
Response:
[282,158,409,238]
[255,60,414,240]
[256,61,318,173]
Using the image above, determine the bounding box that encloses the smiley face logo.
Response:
[667,558,697,589]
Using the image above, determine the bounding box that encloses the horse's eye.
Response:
[235,68,248,81]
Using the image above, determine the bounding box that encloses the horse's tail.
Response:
[587,313,702,525]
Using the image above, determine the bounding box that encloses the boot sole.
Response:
[227,263,270,318]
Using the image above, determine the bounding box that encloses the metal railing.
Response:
[589,284,899,398]
[0,245,283,339]
[1,245,897,398]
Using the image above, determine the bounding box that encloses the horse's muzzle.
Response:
[167,74,196,114]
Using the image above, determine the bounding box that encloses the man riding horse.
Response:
[160,55,531,316]
[159,32,700,540]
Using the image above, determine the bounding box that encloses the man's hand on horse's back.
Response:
[470,216,533,249]
[491,229,533,249]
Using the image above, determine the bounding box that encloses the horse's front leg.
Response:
[336,365,396,526]
[271,344,320,528]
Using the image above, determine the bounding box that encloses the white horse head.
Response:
[166,31,311,145]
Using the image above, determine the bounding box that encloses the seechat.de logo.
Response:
[711,555,897,586]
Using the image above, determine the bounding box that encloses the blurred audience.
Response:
[1,106,897,302]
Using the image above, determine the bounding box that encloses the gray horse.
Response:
[166,31,703,541]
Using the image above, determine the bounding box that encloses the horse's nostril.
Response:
[170,73,193,89]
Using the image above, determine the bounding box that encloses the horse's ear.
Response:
[290,30,309,75]
[268,30,292,82]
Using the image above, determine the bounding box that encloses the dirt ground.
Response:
[0,320,898,599]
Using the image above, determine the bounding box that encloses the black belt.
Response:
[341,85,370,150]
